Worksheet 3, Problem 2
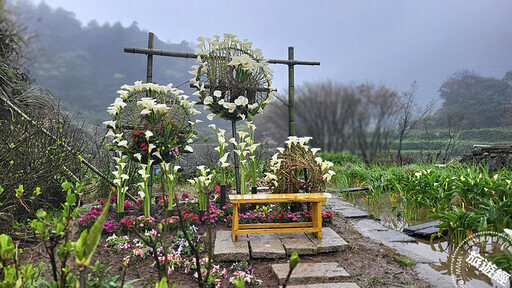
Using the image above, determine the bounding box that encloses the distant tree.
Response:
[395,81,435,165]
[437,70,512,128]
[257,81,400,163]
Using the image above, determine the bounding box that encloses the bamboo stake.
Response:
[288,46,295,137]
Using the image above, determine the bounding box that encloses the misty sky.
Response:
[35,0,512,106]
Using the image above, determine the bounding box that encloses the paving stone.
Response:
[350,219,415,243]
[403,221,438,235]
[213,231,249,261]
[288,283,360,288]
[272,262,350,285]
[350,218,389,232]
[414,263,454,288]
[414,227,440,238]
[248,233,286,259]
[279,233,317,256]
[305,227,348,253]
[328,198,369,218]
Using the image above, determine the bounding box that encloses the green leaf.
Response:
[73,195,110,267]
[35,209,47,220]
[33,187,41,196]
[233,277,246,288]
[66,193,76,205]
[0,234,15,261]
[0,185,4,195]
[155,277,168,288]
[15,185,24,198]
[289,251,300,270]
[61,181,72,191]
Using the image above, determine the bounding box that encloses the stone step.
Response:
[350,218,416,243]
[215,228,348,259]
[213,231,249,262]
[279,233,318,256]
[305,227,348,253]
[288,283,360,288]
[327,197,369,218]
[272,262,350,285]
[249,233,286,259]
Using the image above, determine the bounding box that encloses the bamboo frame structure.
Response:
[124,33,320,194]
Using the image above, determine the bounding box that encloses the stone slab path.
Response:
[288,283,360,288]
[213,227,347,261]
[272,262,351,285]
[327,195,454,287]
[325,194,369,218]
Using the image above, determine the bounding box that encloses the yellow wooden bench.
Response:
[229,193,327,242]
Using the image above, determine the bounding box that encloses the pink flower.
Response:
[214,186,221,193]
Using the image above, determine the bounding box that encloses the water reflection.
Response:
[342,194,510,288]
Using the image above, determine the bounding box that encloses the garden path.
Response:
[329,194,454,287]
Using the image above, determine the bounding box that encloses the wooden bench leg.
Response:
[312,202,322,239]
[232,203,239,242]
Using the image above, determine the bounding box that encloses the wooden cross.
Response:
[124,32,320,137]
[124,32,320,201]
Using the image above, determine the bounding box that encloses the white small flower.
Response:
[213,90,222,98]
[138,191,145,198]
[121,174,129,180]
[105,129,115,137]
[118,140,129,148]
[207,113,216,121]
[311,148,321,155]
[134,153,142,162]
[103,120,116,129]
[173,165,181,172]
[185,146,193,152]
[203,96,213,105]
[323,192,332,198]
[276,147,285,153]
[208,124,216,130]
[145,131,153,138]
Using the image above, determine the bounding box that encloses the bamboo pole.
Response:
[124,47,320,66]
[288,47,295,137]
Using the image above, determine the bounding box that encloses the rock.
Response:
[213,231,249,261]
[248,233,286,259]
[272,262,350,285]
[305,227,348,253]
[279,233,317,256]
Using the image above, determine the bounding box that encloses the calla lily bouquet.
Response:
[265,136,335,194]
[188,166,215,211]
[104,81,198,216]
[191,33,275,121]
[104,81,198,164]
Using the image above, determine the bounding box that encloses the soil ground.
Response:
[15,207,433,287]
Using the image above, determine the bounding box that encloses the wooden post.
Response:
[288,46,295,137]
[146,32,154,206]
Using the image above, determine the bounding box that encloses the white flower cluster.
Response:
[229,128,260,168]
[103,81,198,152]
[265,136,336,187]
[190,34,275,121]
[187,165,213,188]
[209,124,230,168]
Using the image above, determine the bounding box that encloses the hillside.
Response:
[14,0,196,123]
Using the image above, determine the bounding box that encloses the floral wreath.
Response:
[265,136,335,194]
[104,81,199,163]
[190,33,275,121]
